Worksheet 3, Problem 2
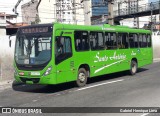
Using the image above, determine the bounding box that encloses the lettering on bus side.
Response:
[131,51,137,56]
[64,32,73,34]
[94,51,126,63]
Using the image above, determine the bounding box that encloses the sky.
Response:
[0,0,30,14]
[149,0,158,2]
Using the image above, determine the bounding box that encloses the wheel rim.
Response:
[78,72,86,82]
[132,63,137,73]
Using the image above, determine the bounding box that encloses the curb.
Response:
[153,58,160,62]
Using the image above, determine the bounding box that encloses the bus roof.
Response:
[19,23,53,29]
[18,23,151,34]
[54,23,151,34]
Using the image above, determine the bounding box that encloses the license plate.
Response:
[31,72,40,76]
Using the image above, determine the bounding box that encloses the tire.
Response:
[75,68,88,87]
[130,60,138,75]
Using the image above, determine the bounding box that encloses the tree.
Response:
[31,14,41,24]
[35,14,41,24]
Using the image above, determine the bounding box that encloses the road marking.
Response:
[75,79,124,91]
[33,100,38,102]
[141,113,149,116]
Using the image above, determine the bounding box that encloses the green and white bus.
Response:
[12,23,153,87]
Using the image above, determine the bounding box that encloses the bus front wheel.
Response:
[76,68,88,87]
[130,60,138,75]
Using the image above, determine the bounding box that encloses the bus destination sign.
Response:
[22,27,49,34]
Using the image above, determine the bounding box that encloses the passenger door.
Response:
[55,30,75,84]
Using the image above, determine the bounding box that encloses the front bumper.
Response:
[14,73,56,85]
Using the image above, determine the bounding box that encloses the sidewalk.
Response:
[153,58,160,62]
[0,79,13,91]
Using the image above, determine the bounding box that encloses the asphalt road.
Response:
[0,61,160,116]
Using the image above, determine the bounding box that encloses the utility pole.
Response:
[108,0,114,25]
[72,0,76,24]
[136,0,139,28]
[151,2,153,32]
[13,0,22,15]
[159,0,160,31]
[83,0,91,25]
[128,0,130,14]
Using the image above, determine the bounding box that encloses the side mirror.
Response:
[9,40,11,47]
[60,31,63,37]
[9,34,15,47]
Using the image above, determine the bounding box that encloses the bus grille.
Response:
[20,77,40,84]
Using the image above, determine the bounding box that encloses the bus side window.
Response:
[112,33,117,49]
[74,31,89,51]
[55,36,72,64]
[139,34,143,48]
[124,33,129,48]
[97,32,104,50]
[147,34,152,47]
[118,33,128,49]
[129,33,135,48]
[117,34,122,49]
[90,32,96,50]
[117,33,128,49]
[142,34,147,48]
[105,32,117,50]
[104,33,109,49]
[134,34,138,48]
[104,32,109,49]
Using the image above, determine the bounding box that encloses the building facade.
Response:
[0,12,17,35]
[38,0,56,24]
[21,0,56,24]
[21,0,39,24]
[91,0,108,25]
[21,0,92,25]
[55,0,91,25]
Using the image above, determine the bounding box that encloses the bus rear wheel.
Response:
[130,60,137,75]
[76,68,88,87]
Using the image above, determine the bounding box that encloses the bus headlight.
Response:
[44,66,52,76]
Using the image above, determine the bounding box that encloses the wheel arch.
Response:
[78,64,90,77]
[131,58,138,67]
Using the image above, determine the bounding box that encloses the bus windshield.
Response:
[15,32,52,66]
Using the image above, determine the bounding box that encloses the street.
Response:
[0,61,160,116]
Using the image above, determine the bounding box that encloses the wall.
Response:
[0,28,6,36]
[152,31,160,58]
[0,36,15,82]
[0,18,6,36]
[38,0,56,24]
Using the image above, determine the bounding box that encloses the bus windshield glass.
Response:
[15,27,52,66]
